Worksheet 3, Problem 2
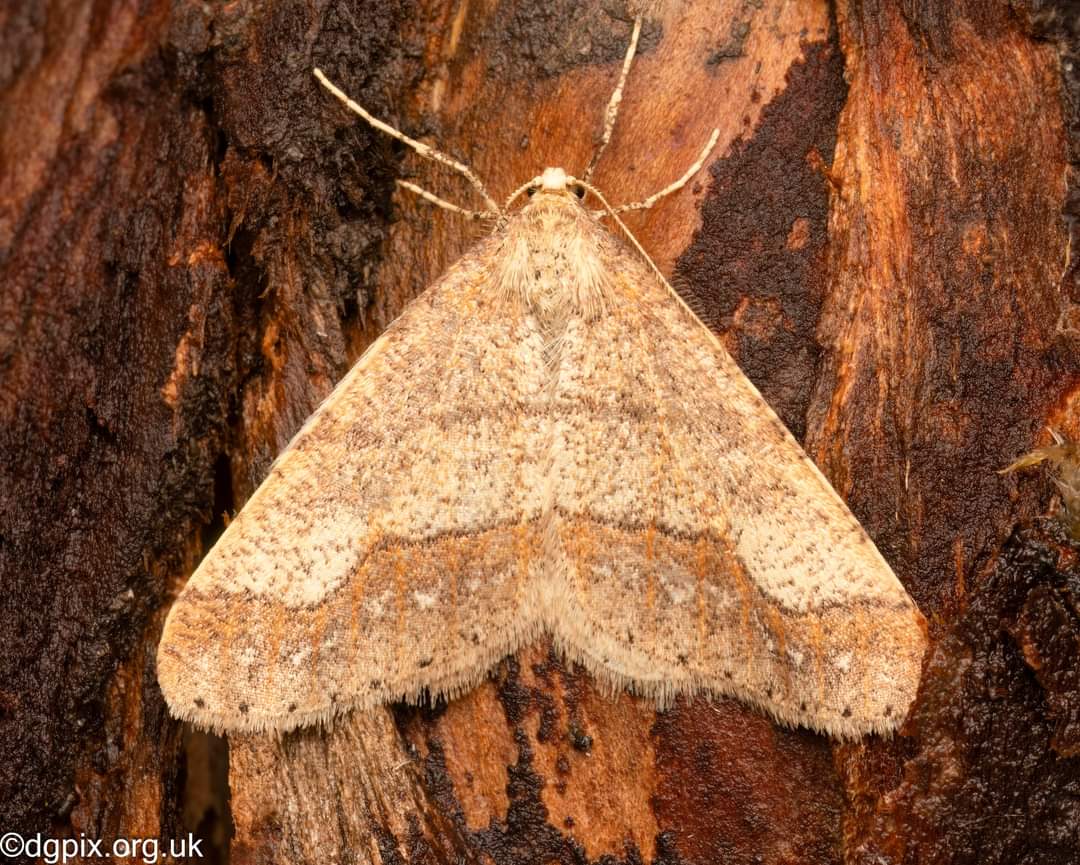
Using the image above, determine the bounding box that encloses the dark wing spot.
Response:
[238,703,249,715]
[842,706,852,718]
[419,657,433,669]
[194,698,205,709]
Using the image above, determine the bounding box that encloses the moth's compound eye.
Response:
[526,186,537,198]
[573,185,586,199]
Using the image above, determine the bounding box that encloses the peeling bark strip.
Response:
[2,1,1079,865]
[815,0,1076,617]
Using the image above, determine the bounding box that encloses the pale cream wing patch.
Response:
[157,243,551,733]
[545,254,927,738]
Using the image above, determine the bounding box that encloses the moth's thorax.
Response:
[492,190,615,322]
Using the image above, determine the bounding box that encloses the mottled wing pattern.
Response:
[546,230,927,737]
[158,192,926,739]
[157,241,550,733]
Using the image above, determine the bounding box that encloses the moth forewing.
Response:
[157,188,927,738]
[157,21,927,738]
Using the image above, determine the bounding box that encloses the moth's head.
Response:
[516,167,588,210]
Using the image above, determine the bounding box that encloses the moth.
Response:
[157,18,927,739]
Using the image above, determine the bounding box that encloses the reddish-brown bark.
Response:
[2,1,1078,863]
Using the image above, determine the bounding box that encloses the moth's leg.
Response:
[314,68,501,215]
[583,16,643,184]
[609,128,721,215]
[396,180,498,221]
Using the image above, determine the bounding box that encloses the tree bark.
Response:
[2,1,1078,863]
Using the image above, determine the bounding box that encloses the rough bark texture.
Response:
[1,0,1078,863]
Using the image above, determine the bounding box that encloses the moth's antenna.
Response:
[582,16,643,184]
[609,128,720,214]
[314,68,501,215]
[503,177,540,211]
